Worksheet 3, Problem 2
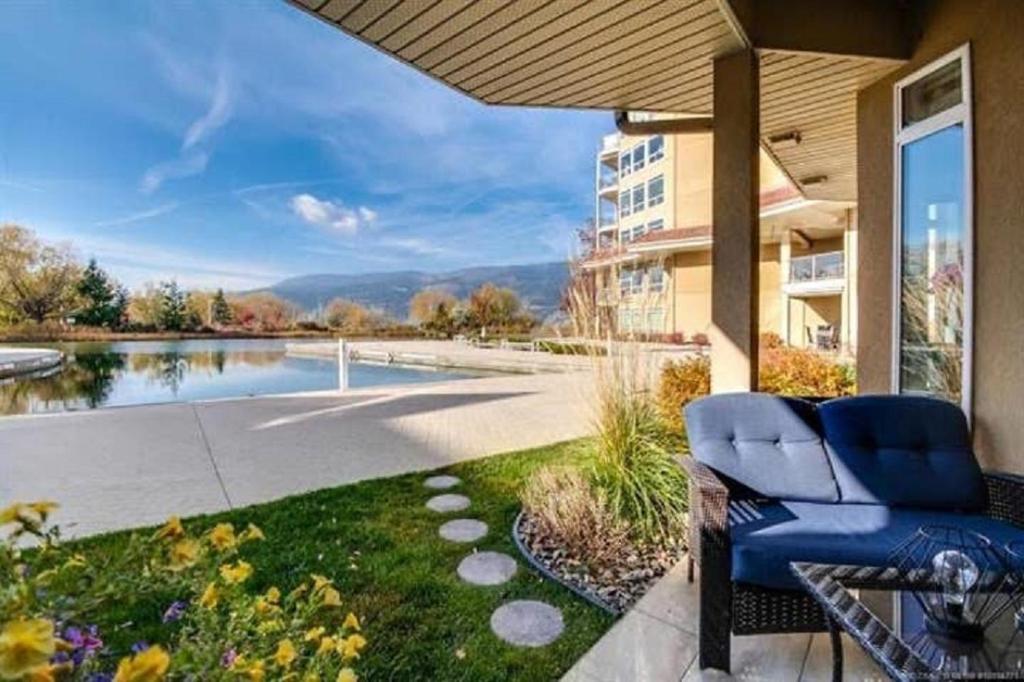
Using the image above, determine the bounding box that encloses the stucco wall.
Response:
[857,0,1024,471]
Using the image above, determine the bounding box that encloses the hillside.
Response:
[259,262,570,320]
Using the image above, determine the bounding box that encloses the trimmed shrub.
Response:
[656,355,711,433]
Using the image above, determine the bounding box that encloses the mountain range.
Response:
[257,262,570,321]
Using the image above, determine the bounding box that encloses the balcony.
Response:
[783,250,845,297]
[598,132,620,163]
[597,173,618,195]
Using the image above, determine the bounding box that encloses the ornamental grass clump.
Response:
[590,352,688,543]
[519,466,631,570]
[0,502,365,681]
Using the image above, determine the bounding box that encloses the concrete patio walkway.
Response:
[561,559,886,682]
[0,370,593,538]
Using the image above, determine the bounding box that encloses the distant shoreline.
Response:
[0,329,336,343]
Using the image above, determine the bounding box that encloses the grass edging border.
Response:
[511,510,621,616]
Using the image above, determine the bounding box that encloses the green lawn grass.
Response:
[77,438,615,681]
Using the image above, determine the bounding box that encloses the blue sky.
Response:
[0,1,612,291]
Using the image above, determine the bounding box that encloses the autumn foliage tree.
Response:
[408,288,457,325]
[0,224,81,324]
[229,293,298,332]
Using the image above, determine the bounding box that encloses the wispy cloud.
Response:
[290,193,377,235]
[378,237,452,258]
[140,152,208,194]
[93,202,179,227]
[140,63,233,193]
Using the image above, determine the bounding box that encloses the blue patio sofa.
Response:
[680,393,1024,673]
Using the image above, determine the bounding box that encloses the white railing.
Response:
[789,251,844,283]
[600,133,620,156]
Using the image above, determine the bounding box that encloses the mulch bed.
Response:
[515,512,687,614]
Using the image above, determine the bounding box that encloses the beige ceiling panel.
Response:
[360,0,446,43]
[394,1,517,60]
[453,1,663,92]
[495,8,728,104]
[318,0,361,22]
[422,0,593,74]
[376,0,478,52]
[336,0,400,32]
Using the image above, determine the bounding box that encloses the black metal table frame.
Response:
[792,562,1024,682]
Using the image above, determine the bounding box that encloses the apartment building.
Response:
[587,129,857,354]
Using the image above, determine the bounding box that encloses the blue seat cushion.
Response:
[819,395,987,510]
[685,393,839,503]
[730,501,1024,590]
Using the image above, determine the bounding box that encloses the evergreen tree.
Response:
[158,280,186,331]
[211,288,233,326]
[75,259,126,328]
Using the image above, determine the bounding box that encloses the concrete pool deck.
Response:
[0,347,63,379]
[0,369,595,538]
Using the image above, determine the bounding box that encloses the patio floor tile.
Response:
[681,633,811,681]
[800,632,885,681]
[574,610,698,682]
[633,559,698,635]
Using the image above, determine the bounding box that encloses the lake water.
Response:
[0,339,476,415]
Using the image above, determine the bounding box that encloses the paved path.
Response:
[0,371,594,538]
[0,347,62,379]
[560,559,884,681]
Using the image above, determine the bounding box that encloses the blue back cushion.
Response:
[818,395,986,510]
[684,393,839,503]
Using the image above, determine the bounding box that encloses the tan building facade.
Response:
[588,130,857,353]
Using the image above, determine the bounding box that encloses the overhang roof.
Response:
[290,0,909,202]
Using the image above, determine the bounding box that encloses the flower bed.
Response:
[514,512,685,615]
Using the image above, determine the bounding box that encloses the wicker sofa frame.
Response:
[680,457,1024,673]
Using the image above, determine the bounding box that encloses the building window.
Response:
[618,307,631,332]
[631,224,646,242]
[648,218,664,232]
[632,143,645,172]
[619,269,633,296]
[647,265,665,293]
[647,308,664,333]
[619,151,631,178]
[648,174,665,207]
[632,184,645,212]
[648,135,664,163]
[619,228,632,244]
[893,45,972,412]
[619,189,632,217]
[631,268,644,294]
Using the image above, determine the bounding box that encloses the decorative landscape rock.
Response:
[424,475,461,490]
[425,494,471,513]
[490,600,565,647]
[456,551,518,586]
[516,512,685,613]
[439,519,488,543]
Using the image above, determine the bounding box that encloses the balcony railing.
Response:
[598,174,618,191]
[789,251,844,283]
[597,215,617,229]
[599,133,620,157]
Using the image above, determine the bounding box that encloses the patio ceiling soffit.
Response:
[289,0,912,202]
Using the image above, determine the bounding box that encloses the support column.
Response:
[780,230,792,346]
[710,49,760,393]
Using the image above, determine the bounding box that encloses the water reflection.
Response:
[0,339,473,415]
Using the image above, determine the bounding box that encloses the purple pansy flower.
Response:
[130,641,149,654]
[221,648,238,668]
[162,600,187,623]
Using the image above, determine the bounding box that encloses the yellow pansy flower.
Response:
[321,587,342,608]
[155,516,184,540]
[242,523,265,542]
[27,501,58,520]
[209,522,237,550]
[272,639,297,668]
[265,586,281,603]
[64,554,87,568]
[243,659,265,682]
[199,582,220,609]
[303,673,322,682]
[303,626,325,642]
[167,539,200,571]
[315,636,337,656]
[0,503,24,526]
[256,619,284,635]
[113,645,170,682]
[0,619,56,680]
[219,560,253,584]
[337,669,358,682]
[311,574,332,591]
[25,662,69,682]
[338,634,366,661]
[342,613,360,631]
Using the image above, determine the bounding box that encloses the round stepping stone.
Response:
[439,519,488,543]
[457,551,518,586]
[490,600,564,647]
[424,475,461,490]
[426,494,470,513]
